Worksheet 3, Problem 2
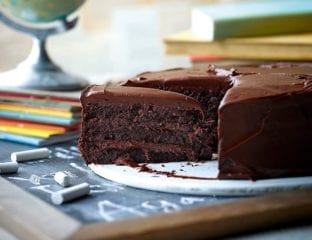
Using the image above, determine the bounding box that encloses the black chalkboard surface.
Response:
[0,140,237,224]
[1,140,312,240]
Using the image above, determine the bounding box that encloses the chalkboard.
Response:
[0,140,238,223]
[2,140,312,240]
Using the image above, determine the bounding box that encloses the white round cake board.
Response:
[89,161,312,196]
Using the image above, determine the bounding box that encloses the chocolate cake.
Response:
[79,63,312,180]
[79,85,210,164]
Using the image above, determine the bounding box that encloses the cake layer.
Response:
[83,103,204,125]
[80,140,197,164]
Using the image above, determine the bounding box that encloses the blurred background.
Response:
[0,0,222,84]
[1,0,311,86]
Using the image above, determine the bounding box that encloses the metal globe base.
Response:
[0,11,88,91]
[0,65,89,91]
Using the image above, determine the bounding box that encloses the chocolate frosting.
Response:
[221,73,312,106]
[81,85,205,116]
[230,62,312,75]
[121,65,232,91]
[218,63,312,179]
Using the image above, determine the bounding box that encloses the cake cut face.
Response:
[79,85,210,165]
[122,66,233,153]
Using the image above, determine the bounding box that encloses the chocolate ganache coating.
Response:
[122,66,233,91]
[81,84,204,113]
[218,63,312,179]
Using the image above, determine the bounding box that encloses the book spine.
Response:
[0,111,79,126]
[0,104,76,118]
[214,14,312,40]
[192,0,312,40]
[0,132,41,146]
[0,125,64,138]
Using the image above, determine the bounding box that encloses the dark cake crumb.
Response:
[79,85,211,165]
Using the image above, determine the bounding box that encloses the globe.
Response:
[0,0,88,90]
[0,0,85,23]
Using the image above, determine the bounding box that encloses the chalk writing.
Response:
[7,176,29,181]
[24,159,47,164]
[90,184,108,194]
[70,146,80,152]
[55,152,75,159]
[158,200,181,213]
[98,200,147,222]
[90,183,124,194]
[180,197,205,205]
[55,147,71,154]
[141,201,158,210]
[29,174,41,185]
[31,185,54,195]
[70,162,90,173]
[141,200,181,213]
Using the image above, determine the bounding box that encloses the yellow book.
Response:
[0,103,79,119]
[0,125,65,138]
[164,30,312,60]
[0,119,67,132]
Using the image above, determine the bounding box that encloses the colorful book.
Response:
[0,118,80,130]
[0,90,80,106]
[0,103,80,118]
[0,125,65,138]
[192,0,312,41]
[0,98,81,111]
[0,131,80,146]
[164,30,312,60]
[0,90,82,146]
[0,111,80,126]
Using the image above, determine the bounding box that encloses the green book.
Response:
[192,0,312,41]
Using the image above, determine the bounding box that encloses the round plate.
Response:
[89,161,312,196]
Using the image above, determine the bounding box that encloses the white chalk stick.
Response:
[11,148,49,162]
[54,171,71,187]
[0,162,19,174]
[51,183,90,205]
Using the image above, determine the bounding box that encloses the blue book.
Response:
[192,0,312,40]
[0,131,79,146]
[0,111,80,126]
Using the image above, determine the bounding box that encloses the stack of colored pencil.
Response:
[0,90,81,146]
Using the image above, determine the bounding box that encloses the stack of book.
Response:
[0,90,81,146]
[164,0,312,63]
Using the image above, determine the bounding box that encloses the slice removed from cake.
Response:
[79,85,210,165]
[121,66,233,153]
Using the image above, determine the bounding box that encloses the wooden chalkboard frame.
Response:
[1,176,312,240]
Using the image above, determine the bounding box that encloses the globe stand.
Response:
[0,11,89,91]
